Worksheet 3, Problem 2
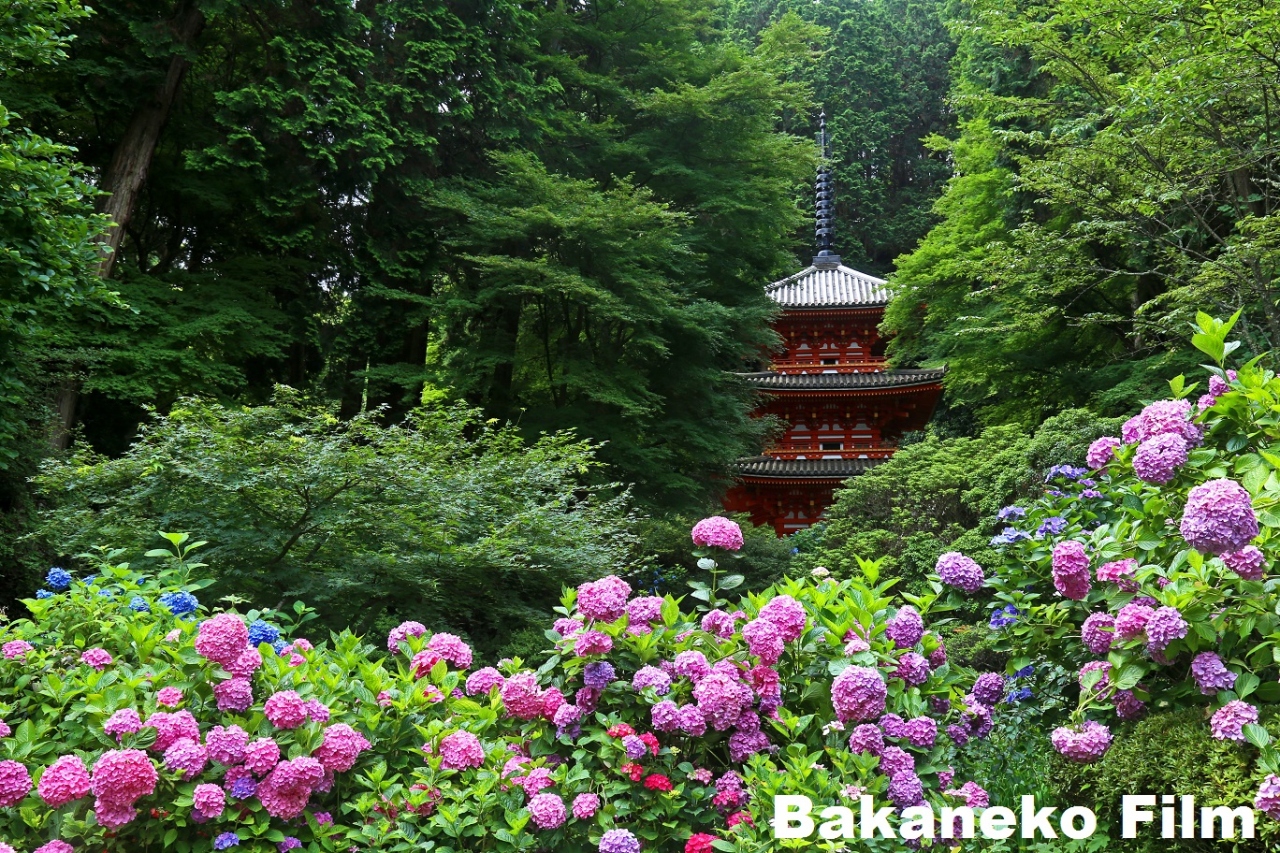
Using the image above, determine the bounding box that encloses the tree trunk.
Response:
[51,2,206,451]
[96,1,206,279]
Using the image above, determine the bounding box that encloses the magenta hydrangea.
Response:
[741,618,784,665]
[831,666,887,723]
[214,678,253,713]
[572,792,601,819]
[885,606,924,649]
[1051,721,1113,763]
[627,596,665,626]
[438,730,485,771]
[693,671,749,731]
[263,691,309,729]
[758,595,807,642]
[243,738,281,776]
[1210,700,1258,742]
[195,613,249,667]
[574,630,613,658]
[37,755,90,807]
[700,609,742,638]
[575,576,632,622]
[1081,613,1116,655]
[1051,541,1091,600]
[387,621,427,652]
[1132,433,1188,484]
[1190,652,1237,695]
[156,686,184,707]
[501,672,546,720]
[528,792,567,829]
[313,724,371,772]
[1222,545,1266,580]
[848,724,884,756]
[90,749,158,827]
[194,783,226,818]
[104,708,143,740]
[672,650,710,681]
[1086,436,1122,469]
[1256,775,1280,820]
[257,756,325,820]
[632,666,673,695]
[1097,558,1138,590]
[1144,606,1188,653]
[2,640,32,659]
[901,717,937,749]
[887,772,925,807]
[149,710,199,751]
[207,724,249,765]
[691,516,744,551]
[1115,602,1154,639]
[971,672,1005,706]
[80,648,112,670]
[33,842,74,853]
[678,704,707,736]
[1128,399,1202,445]
[1181,478,1259,556]
[163,738,208,778]
[1079,661,1111,692]
[936,552,984,592]
[227,647,263,679]
[1114,689,1147,721]
[892,652,930,686]
[427,633,473,669]
[466,667,505,696]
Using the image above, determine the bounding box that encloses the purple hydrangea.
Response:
[1097,558,1138,590]
[1115,603,1154,639]
[1210,700,1258,742]
[1255,775,1280,820]
[672,651,710,681]
[887,772,924,808]
[1144,606,1188,653]
[1181,479,1259,556]
[1079,661,1110,692]
[901,717,937,749]
[971,672,1005,706]
[1132,433,1188,485]
[892,652,930,686]
[936,552,984,592]
[632,666,672,695]
[741,619,784,665]
[1128,399,1202,446]
[831,666,887,723]
[1051,541,1091,600]
[848,724,884,756]
[878,746,915,779]
[885,606,924,649]
[599,829,641,853]
[582,661,616,690]
[1081,613,1115,655]
[1086,437,1122,469]
[622,735,648,759]
[1191,652,1237,695]
[1051,721,1113,763]
[1114,690,1147,721]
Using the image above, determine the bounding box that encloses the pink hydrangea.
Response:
[1051,541,1091,600]
[501,673,546,720]
[243,738,281,776]
[1097,558,1138,590]
[257,756,325,819]
[1181,479,1259,556]
[1144,606,1188,653]
[1051,721,1113,763]
[678,704,707,736]
[758,595,807,642]
[194,782,226,817]
[1081,613,1115,655]
[885,606,924,649]
[1127,399,1202,445]
[673,650,710,680]
[305,699,330,722]
[946,781,990,809]
[741,619,783,665]
[427,633,473,669]
[830,666,887,723]
[80,648,112,670]
[387,621,427,652]
[313,724,371,772]
[264,691,309,729]
[213,678,253,712]
[528,792,567,829]
[1191,652,1237,695]
[33,842,74,853]
[2,640,33,659]
[576,576,632,622]
[38,755,90,807]
[148,710,199,751]
[848,724,884,755]
[574,630,613,657]
[195,613,249,667]
[691,516,744,550]
[700,609,741,638]
[1210,700,1258,742]
[1086,437,1121,469]
[893,652,930,686]
[156,687,184,707]
[466,667,505,696]
[1115,602,1154,639]
[104,708,143,740]
[1133,433,1188,484]
[410,649,443,679]
[936,552,985,593]
[90,749,157,826]
[627,596,665,626]
[163,737,208,778]
[1222,545,1266,580]
[572,792,601,819]
[1079,660,1111,692]
[1255,775,1280,820]
[0,760,29,809]
[227,647,263,679]
[1115,689,1146,721]
[693,671,749,730]
[207,724,249,765]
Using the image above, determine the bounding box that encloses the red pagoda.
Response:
[722,118,945,535]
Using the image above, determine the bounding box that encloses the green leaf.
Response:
[1245,723,1272,749]
[718,574,745,591]
[1236,671,1260,699]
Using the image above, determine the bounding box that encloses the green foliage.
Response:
[30,393,642,655]
[800,409,1123,596]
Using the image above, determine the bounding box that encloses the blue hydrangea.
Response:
[1035,516,1067,537]
[271,639,288,654]
[248,620,280,647]
[159,591,199,616]
[1044,464,1088,482]
[214,832,241,850]
[1014,664,1035,679]
[35,589,53,599]
[1081,489,1102,499]
[1078,478,1096,487]
[81,575,97,586]
[1005,687,1033,703]
[989,604,1020,630]
[990,527,1030,547]
[129,596,151,613]
[46,567,72,590]
[997,505,1026,522]
[98,590,115,599]
[229,777,257,799]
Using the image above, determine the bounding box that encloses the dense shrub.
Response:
[0,521,1012,852]
[31,393,643,654]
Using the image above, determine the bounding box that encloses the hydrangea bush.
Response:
[1,522,1003,851]
[935,312,1280,820]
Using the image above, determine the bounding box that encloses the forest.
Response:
[4,0,1280,851]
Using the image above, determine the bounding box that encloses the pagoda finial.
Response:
[813,111,840,268]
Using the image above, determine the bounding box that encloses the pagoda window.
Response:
[820,442,842,451]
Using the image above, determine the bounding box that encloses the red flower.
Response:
[621,762,643,782]
[639,732,660,756]
[686,834,718,853]
[607,723,636,738]
[727,811,754,829]
[644,773,672,792]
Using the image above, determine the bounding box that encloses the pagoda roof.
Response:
[734,456,887,479]
[738,368,946,390]
[766,262,891,308]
